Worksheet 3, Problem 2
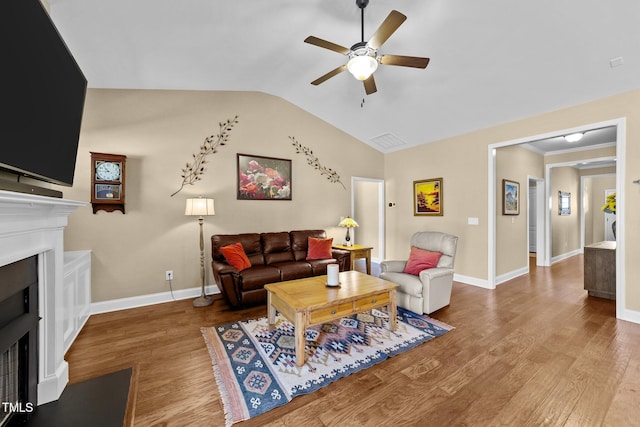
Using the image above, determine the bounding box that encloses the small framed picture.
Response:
[502,179,519,215]
[237,154,292,200]
[559,191,571,215]
[413,178,443,216]
[95,184,122,200]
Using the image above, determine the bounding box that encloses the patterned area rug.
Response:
[201,307,452,426]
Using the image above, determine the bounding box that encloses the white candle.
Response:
[327,264,339,286]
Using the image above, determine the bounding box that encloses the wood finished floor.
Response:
[65,255,640,426]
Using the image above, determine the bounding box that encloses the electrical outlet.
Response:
[165,270,174,281]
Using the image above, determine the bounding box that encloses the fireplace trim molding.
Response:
[0,190,87,405]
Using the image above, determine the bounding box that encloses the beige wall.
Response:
[495,145,543,276]
[550,167,581,257]
[384,89,640,312]
[55,87,640,313]
[384,135,488,279]
[57,89,383,302]
[583,174,616,245]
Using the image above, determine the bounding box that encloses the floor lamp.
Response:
[185,197,215,307]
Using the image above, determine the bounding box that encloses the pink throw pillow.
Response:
[403,246,442,275]
[306,237,333,260]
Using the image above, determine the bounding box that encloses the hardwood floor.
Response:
[65,255,640,426]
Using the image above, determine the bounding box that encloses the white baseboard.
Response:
[551,249,582,264]
[454,273,491,289]
[91,284,221,315]
[38,361,68,405]
[618,307,640,325]
[496,266,529,286]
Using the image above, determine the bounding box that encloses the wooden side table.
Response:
[332,244,373,274]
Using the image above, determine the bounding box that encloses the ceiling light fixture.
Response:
[564,132,584,143]
[347,43,378,81]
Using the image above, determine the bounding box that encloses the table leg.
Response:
[267,291,276,329]
[389,289,397,331]
[366,254,371,275]
[295,311,306,366]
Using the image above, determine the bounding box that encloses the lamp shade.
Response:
[338,217,359,228]
[347,55,378,81]
[185,198,215,216]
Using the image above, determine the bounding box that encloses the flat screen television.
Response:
[0,0,87,194]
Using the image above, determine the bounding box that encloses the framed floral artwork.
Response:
[413,178,443,216]
[502,179,519,215]
[237,154,292,200]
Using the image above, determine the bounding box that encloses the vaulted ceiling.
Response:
[48,0,640,153]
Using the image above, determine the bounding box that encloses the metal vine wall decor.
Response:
[170,115,239,197]
[289,136,346,190]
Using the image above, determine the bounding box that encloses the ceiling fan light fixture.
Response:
[347,54,378,81]
[564,132,584,143]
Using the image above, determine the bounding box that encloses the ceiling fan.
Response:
[304,0,430,95]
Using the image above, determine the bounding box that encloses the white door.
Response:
[353,177,385,273]
[528,183,537,252]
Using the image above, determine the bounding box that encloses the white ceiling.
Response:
[522,125,617,169]
[48,0,640,153]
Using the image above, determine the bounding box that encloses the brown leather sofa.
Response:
[211,230,349,309]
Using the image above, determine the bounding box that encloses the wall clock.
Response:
[90,152,126,214]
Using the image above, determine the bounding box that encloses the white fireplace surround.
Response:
[0,190,86,405]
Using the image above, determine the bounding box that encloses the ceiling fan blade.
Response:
[311,65,347,86]
[368,10,407,50]
[380,54,430,69]
[363,75,377,95]
[304,36,350,55]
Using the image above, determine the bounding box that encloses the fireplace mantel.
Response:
[0,190,87,404]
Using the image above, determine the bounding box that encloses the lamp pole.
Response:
[185,197,215,308]
[193,215,213,307]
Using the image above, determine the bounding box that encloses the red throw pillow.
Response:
[220,242,251,271]
[403,246,442,275]
[306,237,333,260]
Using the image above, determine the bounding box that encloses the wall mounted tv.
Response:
[0,0,87,193]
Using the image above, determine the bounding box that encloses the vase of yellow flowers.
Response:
[601,192,616,238]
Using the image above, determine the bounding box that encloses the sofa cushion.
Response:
[306,237,333,260]
[238,265,282,291]
[291,230,327,261]
[220,242,251,272]
[262,232,295,264]
[410,232,457,268]
[379,271,424,297]
[403,246,442,275]
[307,258,338,275]
[271,261,313,281]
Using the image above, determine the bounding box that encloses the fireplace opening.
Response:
[0,256,39,426]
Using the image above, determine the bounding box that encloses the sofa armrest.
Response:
[380,260,407,273]
[211,260,242,308]
[418,267,453,281]
[331,248,350,271]
[417,267,454,314]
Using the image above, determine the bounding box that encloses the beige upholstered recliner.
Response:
[380,231,458,315]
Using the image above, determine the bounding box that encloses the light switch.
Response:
[468,217,479,225]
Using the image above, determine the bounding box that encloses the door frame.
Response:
[351,176,385,263]
[488,117,626,320]
[527,176,545,267]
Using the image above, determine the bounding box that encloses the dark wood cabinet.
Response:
[584,241,616,300]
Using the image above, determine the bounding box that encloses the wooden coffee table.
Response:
[264,270,398,366]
